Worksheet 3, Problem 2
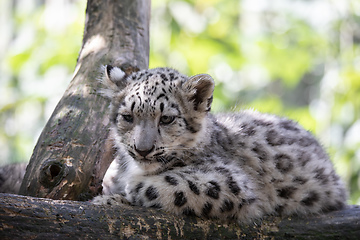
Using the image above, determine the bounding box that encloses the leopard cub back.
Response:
[94,65,347,223]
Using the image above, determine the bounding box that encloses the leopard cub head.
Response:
[101,65,214,174]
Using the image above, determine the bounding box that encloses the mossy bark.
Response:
[19,0,150,200]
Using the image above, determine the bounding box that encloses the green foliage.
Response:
[1,0,359,204]
[0,0,85,164]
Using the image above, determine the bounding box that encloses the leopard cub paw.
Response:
[92,194,130,206]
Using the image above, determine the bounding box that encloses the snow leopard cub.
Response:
[93,65,347,223]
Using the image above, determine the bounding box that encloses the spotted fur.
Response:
[93,66,347,223]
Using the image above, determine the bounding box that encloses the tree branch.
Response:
[0,194,359,239]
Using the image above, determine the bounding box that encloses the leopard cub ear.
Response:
[184,74,215,112]
[100,65,127,98]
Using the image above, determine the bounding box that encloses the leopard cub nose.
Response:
[134,145,155,157]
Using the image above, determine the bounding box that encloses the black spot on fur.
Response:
[274,154,293,173]
[134,182,144,193]
[215,167,230,175]
[220,199,234,212]
[301,191,319,206]
[205,181,221,199]
[246,198,256,204]
[314,168,329,184]
[157,94,166,101]
[202,202,213,217]
[183,118,199,133]
[292,176,308,185]
[252,143,268,162]
[266,130,284,146]
[188,180,200,195]
[239,198,256,209]
[241,124,256,136]
[171,162,187,168]
[226,176,240,195]
[183,207,196,216]
[174,191,187,207]
[266,129,296,146]
[150,203,162,209]
[171,103,180,112]
[216,127,233,149]
[253,119,273,126]
[131,102,135,112]
[165,175,178,186]
[298,150,312,167]
[160,73,168,81]
[277,186,297,199]
[275,204,286,215]
[160,102,164,112]
[298,136,316,147]
[145,186,159,201]
[279,119,299,132]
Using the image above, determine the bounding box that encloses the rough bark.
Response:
[0,193,359,240]
[19,0,150,200]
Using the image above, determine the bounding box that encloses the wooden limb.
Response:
[0,194,359,239]
[19,0,150,200]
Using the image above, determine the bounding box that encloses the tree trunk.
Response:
[0,193,359,240]
[19,0,150,201]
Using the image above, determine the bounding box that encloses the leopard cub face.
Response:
[102,66,214,174]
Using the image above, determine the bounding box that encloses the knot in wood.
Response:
[39,159,68,188]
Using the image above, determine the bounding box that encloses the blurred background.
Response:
[0,0,359,204]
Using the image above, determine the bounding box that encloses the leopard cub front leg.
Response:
[98,168,259,221]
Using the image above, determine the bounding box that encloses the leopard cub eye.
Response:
[160,116,175,125]
[122,114,134,123]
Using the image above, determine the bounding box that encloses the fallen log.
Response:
[0,193,359,239]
